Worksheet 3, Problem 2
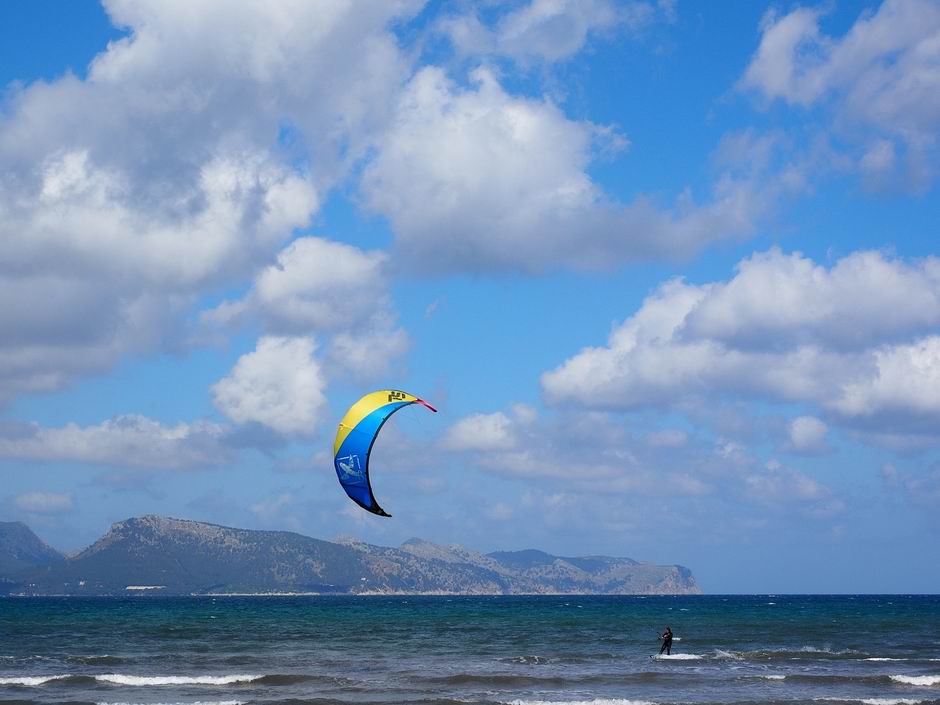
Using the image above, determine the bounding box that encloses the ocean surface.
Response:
[2,595,939,705]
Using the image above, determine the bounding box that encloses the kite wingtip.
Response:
[417,399,438,413]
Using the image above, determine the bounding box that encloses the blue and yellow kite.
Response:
[333,390,437,517]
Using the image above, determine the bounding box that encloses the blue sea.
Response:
[2,595,939,705]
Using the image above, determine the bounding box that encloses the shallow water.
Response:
[2,595,939,705]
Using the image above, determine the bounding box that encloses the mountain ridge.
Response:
[0,515,701,596]
[0,520,64,577]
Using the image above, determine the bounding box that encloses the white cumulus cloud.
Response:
[442,412,519,452]
[209,237,390,332]
[740,0,940,189]
[684,249,940,349]
[212,336,327,436]
[434,403,843,530]
[204,237,410,380]
[787,416,829,454]
[833,338,940,420]
[0,0,422,401]
[440,0,670,64]
[0,416,228,469]
[362,67,778,274]
[542,248,940,443]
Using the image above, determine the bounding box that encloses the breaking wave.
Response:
[0,674,72,686]
[94,674,262,686]
[890,675,940,686]
[505,700,657,705]
[96,702,246,705]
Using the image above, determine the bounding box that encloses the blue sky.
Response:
[1,0,939,593]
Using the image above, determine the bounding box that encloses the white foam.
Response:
[758,674,785,680]
[98,702,245,705]
[814,698,923,705]
[866,658,907,661]
[95,674,262,686]
[651,653,701,660]
[714,649,742,660]
[890,674,940,686]
[505,700,656,705]
[0,675,71,686]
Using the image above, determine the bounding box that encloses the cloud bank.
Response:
[363,67,780,274]
[0,0,422,401]
[740,0,940,189]
[543,249,940,445]
[0,415,228,469]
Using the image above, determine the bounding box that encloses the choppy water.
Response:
[1,595,939,705]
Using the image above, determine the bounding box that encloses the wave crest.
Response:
[95,674,262,686]
[505,700,657,705]
[890,674,940,686]
[0,674,72,686]
[96,701,246,705]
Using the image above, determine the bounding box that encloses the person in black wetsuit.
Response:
[659,626,673,655]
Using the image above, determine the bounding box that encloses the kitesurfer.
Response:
[659,626,673,655]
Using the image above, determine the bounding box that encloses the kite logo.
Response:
[337,454,363,481]
[387,390,407,402]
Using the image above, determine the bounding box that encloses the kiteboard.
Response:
[651,652,700,661]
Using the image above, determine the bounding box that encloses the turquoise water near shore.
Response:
[2,595,939,705]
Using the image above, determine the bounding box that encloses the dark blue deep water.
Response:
[2,595,939,705]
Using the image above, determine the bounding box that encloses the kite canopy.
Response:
[333,390,437,517]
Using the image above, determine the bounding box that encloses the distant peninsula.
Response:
[0,515,701,596]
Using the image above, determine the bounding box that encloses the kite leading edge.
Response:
[332,390,437,517]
